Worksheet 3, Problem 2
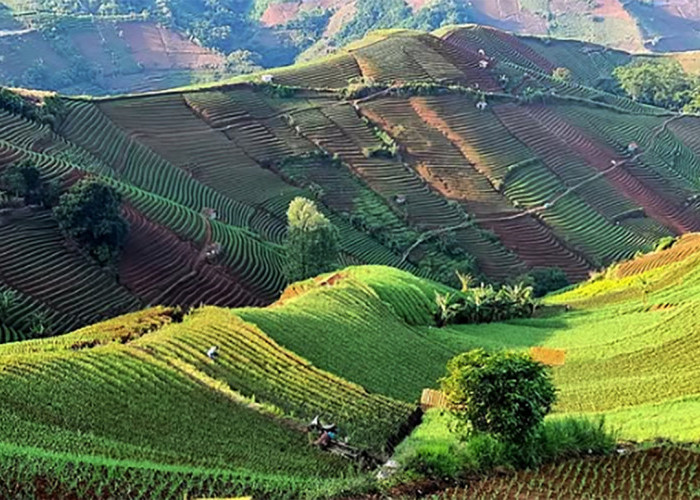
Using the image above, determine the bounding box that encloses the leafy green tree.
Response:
[440,349,557,443]
[283,197,339,282]
[613,59,696,110]
[0,163,59,208]
[53,179,129,266]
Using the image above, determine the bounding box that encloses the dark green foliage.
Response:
[440,349,556,443]
[434,282,535,326]
[409,0,471,31]
[53,179,129,266]
[0,89,66,128]
[0,162,60,208]
[335,0,470,45]
[0,290,17,324]
[224,50,263,75]
[283,197,339,283]
[284,8,333,50]
[518,267,570,298]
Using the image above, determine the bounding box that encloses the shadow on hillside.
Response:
[431,306,575,352]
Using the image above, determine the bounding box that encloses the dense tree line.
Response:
[614,59,700,112]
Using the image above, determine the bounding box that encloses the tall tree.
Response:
[283,197,339,283]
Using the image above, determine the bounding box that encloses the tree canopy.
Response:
[440,349,557,443]
[613,59,699,111]
[53,179,129,266]
[283,197,339,283]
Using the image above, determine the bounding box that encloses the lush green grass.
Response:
[394,409,616,478]
[239,243,700,442]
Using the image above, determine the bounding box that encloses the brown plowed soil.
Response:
[119,206,267,309]
[119,22,223,70]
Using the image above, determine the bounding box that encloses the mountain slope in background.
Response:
[4,0,700,94]
[1,26,699,341]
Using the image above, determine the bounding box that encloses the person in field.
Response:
[309,415,338,449]
[206,345,218,359]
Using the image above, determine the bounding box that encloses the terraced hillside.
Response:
[1,234,699,497]
[1,26,700,341]
[0,16,226,94]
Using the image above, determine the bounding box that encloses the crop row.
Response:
[0,211,141,330]
[0,344,348,478]
[560,105,700,198]
[504,159,656,263]
[119,207,267,308]
[366,96,595,277]
[352,33,465,84]
[615,233,700,278]
[139,306,414,452]
[271,52,362,89]
[443,447,700,499]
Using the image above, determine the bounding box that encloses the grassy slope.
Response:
[0,305,413,498]
[239,236,700,441]
[1,234,698,496]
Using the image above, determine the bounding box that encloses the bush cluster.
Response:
[434,281,535,326]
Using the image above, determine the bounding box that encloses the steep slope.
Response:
[2,27,700,341]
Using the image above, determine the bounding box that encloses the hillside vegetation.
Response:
[1,26,700,341]
[5,0,700,93]
[1,233,699,497]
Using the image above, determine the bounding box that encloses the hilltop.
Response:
[1,232,699,497]
[4,0,700,93]
[1,26,700,340]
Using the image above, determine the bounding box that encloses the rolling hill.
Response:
[1,26,700,341]
[1,230,699,497]
[5,0,700,94]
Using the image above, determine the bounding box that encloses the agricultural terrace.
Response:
[0,235,699,496]
[0,305,411,498]
[1,26,700,341]
[441,446,700,499]
[241,237,700,442]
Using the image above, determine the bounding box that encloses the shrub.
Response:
[283,197,339,282]
[434,282,535,326]
[53,179,129,266]
[440,349,556,443]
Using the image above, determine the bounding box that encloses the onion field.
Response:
[2,27,700,340]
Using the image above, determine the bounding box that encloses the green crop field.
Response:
[1,25,700,497]
[1,27,700,342]
[1,234,699,496]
